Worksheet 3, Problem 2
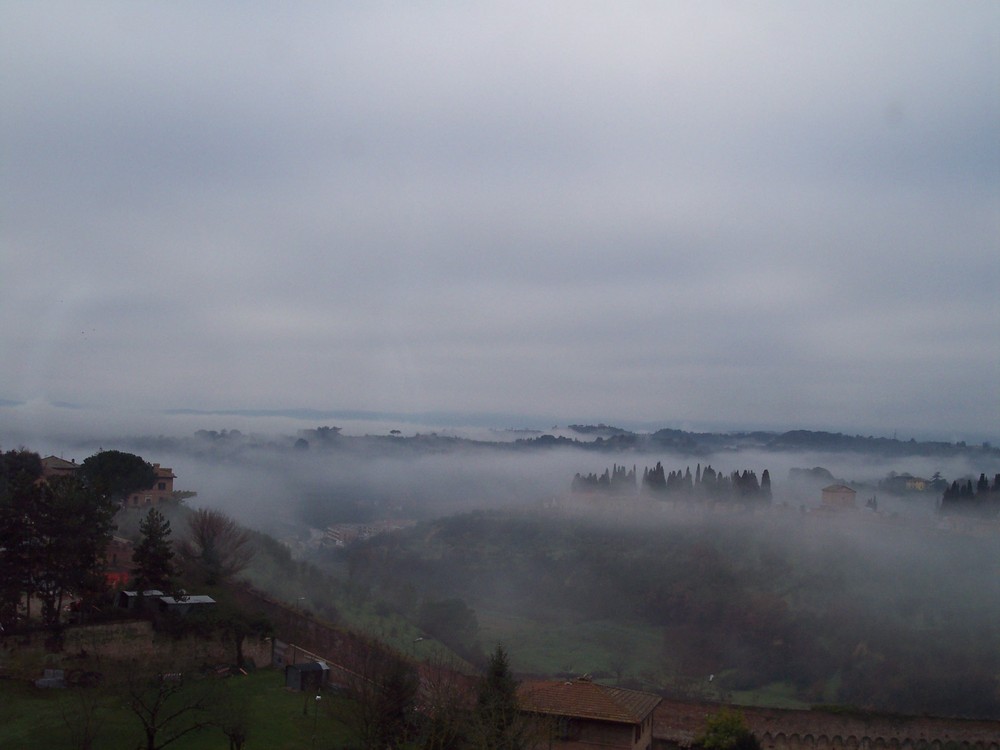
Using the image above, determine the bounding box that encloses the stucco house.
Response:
[820,484,857,510]
[519,676,661,750]
[125,463,176,508]
[40,455,80,479]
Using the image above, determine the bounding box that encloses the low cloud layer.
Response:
[2,3,998,440]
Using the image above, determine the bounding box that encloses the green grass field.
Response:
[477,609,814,711]
[477,609,669,686]
[0,668,357,750]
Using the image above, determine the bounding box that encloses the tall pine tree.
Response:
[133,507,175,593]
[471,644,530,750]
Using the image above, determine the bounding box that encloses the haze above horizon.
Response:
[2,4,998,446]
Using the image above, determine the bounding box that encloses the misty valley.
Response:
[14,424,1000,723]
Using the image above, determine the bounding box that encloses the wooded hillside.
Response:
[335,508,1000,719]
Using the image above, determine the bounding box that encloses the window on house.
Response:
[556,718,578,740]
[158,482,166,490]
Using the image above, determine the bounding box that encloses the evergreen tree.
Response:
[35,475,118,625]
[643,462,666,492]
[133,508,175,592]
[0,450,44,627]
[976,473,990,495]
[1,453,116,628]
[472,644,526,750]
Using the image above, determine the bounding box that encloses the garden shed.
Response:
[285,661,330,692]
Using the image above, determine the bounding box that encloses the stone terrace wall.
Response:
[1,619,270,680]
[653,700,1000,750]
[227,584,392,678]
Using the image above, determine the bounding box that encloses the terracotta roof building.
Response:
[125,463,176,508]
[519,676,661,749]
[40,455,79,479]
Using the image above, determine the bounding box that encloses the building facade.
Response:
[820,484,857,510]
[125,464,176,508]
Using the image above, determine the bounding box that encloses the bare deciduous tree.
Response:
[413,656,475,750]
[336,646,419,750]
[120,658,217,750]
[60,686,105,750]
[179,509,254,585]
[214,680,251,750]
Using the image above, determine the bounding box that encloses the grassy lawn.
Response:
[729,681,810,710]
[478,609,669,689]
[0,668,358,749]
[477,610,825,708]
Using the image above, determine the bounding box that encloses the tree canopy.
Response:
[179,509,254,585]
[0,450,118,628]
[79,450,156,502]
[698,709,761,750]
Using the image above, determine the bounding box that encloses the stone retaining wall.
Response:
[653,700,1000,749]
[1,619,270,680]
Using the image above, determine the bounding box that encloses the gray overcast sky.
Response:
[2,2,998,441]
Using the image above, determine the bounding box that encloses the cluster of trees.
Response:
[572,461,772,502]
[571,464,636,493]
[940,473,1000,517]
[341,643,543,750]
[0,446,262,639]
[643,463,771,501]
[0,448,154,629]
[417,597,481,662]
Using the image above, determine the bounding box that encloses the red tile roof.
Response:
[519,678,661,724]
[152,464,176,479]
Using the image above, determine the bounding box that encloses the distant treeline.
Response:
[527,427,999,459]
[940,473,1000,518]
[108,423,997,463]
[572,462,772,503]
[571,463,637,493]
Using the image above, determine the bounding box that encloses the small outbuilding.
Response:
[157,595,216,616]
[116,590,165,609]
[285,661,330,692]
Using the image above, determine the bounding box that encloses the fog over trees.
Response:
[5,424,1000,719]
